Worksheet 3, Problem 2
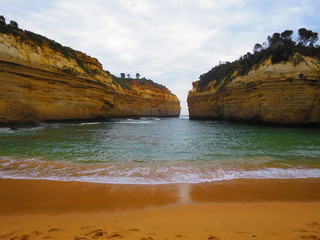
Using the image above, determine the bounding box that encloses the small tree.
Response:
[127,74,131,78]
[253,43,262,53]
[309,32,319,46]
[120,73,125,78]
[136,73,140,79]
[9,20,18,28]
[0,15,5,24]
[268,33,282,48]
[262,41,268,49]
[297,28,318,46]
[280,30,293,40]
[281,30,295,47]
[298,28,309,46]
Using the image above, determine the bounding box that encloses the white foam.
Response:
[116,121,155,124]
[78,122,102,126]
[0,128,13,133]
[180,115,189,120]
[1,157,320,185]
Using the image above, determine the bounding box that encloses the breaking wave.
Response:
[1,157,319,184]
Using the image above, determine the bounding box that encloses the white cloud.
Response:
[2,0,320,114]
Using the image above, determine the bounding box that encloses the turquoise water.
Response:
[0,116,319,184]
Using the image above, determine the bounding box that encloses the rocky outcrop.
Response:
[0,24,180,126]
[188,55,320,125]
[112,79,181,117]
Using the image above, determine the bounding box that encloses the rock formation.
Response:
[188,54,320,125]
[188,29,320,125]
[0,22,180,127]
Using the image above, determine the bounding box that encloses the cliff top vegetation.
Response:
[0,16,96,74]
[112,74,168,92]
[197,28,320,91]
[0,15,169,92]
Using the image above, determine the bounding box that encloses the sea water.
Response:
[0,116,319,184]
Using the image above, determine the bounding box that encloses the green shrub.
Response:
[0,20,90,74]
[198,29,320,91]
[112,75,132,90]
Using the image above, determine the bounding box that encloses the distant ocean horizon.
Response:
[0,117,319,184]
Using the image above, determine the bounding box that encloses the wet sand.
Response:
[0,178,320,240]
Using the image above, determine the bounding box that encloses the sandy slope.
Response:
[0,178,319,240]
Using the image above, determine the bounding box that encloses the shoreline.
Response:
[1,178,320,240]
[1,178,320,214]
[0,115,181,130]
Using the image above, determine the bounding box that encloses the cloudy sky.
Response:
[2,0,320,114]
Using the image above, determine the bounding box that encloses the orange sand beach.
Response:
[0,178,320,240]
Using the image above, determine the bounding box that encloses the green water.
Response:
[0,117,319,184]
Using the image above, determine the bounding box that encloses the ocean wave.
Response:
[78,122,103,126]
[113,117,161,125]
[116,120,156,124]
[0,128,14,133]
[1,157,319,185]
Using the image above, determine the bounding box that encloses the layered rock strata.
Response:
[0,25,180,126]
[188,55,320,125]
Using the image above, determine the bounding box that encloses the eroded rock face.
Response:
[188,55,320,125]
[0,26,180,126]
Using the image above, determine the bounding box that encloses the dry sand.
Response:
[0,178,320,240]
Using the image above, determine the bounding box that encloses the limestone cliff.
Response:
[0,23,180,126]
[188,54,320,125]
